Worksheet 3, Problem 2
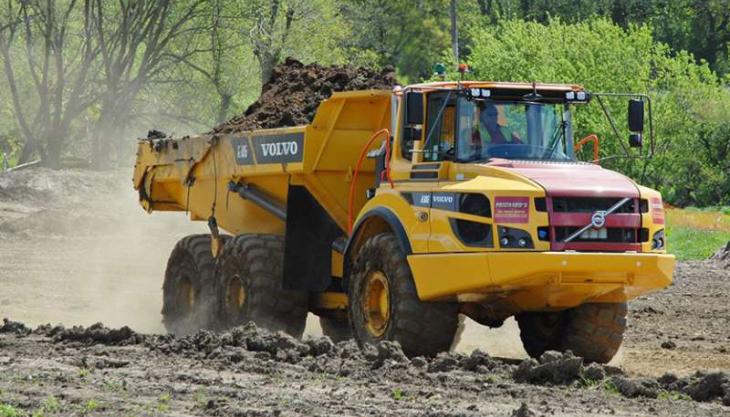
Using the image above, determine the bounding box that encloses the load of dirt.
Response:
[212,58,397,133]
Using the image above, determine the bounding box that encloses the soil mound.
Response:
[1,318,729,408]
[213,58,397,133]
[711,241,730,267]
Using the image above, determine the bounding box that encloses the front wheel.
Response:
[516,302,627,363]
[348,233,459,357]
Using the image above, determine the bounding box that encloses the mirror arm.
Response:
[646,95,655,159]
[592,92,655,160]
[594,94,631,157]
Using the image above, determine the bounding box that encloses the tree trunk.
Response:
[18,141,36,164]
[450,0,459,64]
[257,51,278,86]
[43,138,62,169]
[217,94,232,125]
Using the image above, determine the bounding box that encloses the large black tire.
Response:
[515,311,565,359]
[516,302,627,364]
[348,233,459,357]
[216,234,308,338]
[319,316,352,343]
[562,302,627,363]
[162,234,222,335]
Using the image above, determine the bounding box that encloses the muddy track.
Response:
[1,169,729,416]
[0,320,728,417]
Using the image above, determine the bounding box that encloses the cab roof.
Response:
[403,81,588,103]
[406,81,586,93]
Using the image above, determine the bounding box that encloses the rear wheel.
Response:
[348,233,459,357]
[162,234,222,335]
[216,234,308,337]
[516,302,627,363]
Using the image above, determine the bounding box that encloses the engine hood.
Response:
[485,159,640,198]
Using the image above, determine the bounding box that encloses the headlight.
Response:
[651,229,665,250]
[498,227,534,249]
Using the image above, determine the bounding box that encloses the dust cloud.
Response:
[0,168,205,333]
[1,168,525,360]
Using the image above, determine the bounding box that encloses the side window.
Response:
[423,93,456,161]
[400,96,422,159]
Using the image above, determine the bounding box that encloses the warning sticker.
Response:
[650,197,665,225]
[494,197,530,224]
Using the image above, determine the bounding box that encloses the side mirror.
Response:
[628,99,644,132]
[406,92,424,125]
[629,133,642,148]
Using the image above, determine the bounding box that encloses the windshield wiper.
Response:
[542,121,566,159]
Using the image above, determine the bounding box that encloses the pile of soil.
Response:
[711,241,730,267]
[213,58,397,133]
[5,318,729,408]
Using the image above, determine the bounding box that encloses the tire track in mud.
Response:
[1,319,728,416]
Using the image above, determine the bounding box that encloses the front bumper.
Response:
[407,251,675,310]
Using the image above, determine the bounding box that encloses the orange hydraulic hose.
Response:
[575,134,600,162]
[348,128,392,234]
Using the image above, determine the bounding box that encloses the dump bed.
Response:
[133,90,394,236]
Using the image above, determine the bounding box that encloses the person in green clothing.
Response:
[468,104,522,158]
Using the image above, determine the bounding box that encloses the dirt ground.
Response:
[1,168,729,416]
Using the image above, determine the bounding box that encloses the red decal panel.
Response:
[494,197,530,224]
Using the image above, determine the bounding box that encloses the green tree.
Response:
[0,0,99,167]
[464,18,730,206]
[341,0,452,81]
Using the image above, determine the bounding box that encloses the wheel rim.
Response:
[363,271,390,337]
[177,277,195,314]
[225,275,246,314]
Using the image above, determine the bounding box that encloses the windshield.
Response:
[455,99,573,162]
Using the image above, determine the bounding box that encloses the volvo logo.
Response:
[563,197,632,243]
[591,211,606,228]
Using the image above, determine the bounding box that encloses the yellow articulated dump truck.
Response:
[133,81,675,362]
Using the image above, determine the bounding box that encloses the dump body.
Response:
[133,90,392,237]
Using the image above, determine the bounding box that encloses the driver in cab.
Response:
[471,104,522,153]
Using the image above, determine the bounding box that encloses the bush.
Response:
[461,18,730,207]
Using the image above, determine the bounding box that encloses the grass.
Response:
[156,394,171,413]
[0,404,22,417]
[658,390,692,401]
[665,207,730,261]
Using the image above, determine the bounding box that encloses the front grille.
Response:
[554,227,638,243]
[551,197,637,213]
[547,196,642,251]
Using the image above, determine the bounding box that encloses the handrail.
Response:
[347,129,392,234]
[575,134,600,162]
